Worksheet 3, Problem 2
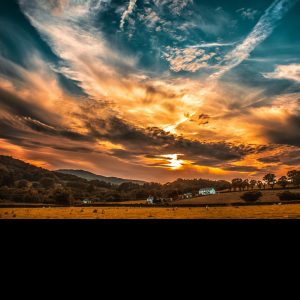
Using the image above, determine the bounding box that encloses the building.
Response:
[83,198,92,204]
[199,188,216,196]
[147,196,154,204]
[147,196,166,204]
[183,193,193,199]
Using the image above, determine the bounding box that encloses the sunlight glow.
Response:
[160,154,185,170]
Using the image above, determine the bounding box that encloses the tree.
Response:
[240,191,263,203]
[287,171,300,187]
[278,176,288,189]
[243,179,250,190]
[257,181,263,189]
[31,182,41,189]
[294,172,300,187]
[135,188,148,199]
[17,180,29,189]
[10,190,25,203]
[0,186,10,200]
[107,196,115,202]
[0,169,15,188]
[250,180,257,190]
[24,191,40,203]
[53,189,74,206]
[277,191,300,201]
[87,182,96,193]
[263,174,277,189]
[117,182,140,193]
[39,178,55,189]
[287,170,298,183]
[232,179,243,191]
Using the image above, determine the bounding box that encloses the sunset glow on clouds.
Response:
[1,0,300,182]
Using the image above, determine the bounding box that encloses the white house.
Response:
[199,188,216,196]
[83,198,92,204]
[147,196,154,204]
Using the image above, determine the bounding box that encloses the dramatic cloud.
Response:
[0,0,299,182]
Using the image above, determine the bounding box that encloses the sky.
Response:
[0,0,300,183]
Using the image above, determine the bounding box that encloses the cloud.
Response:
[1,0,298,182]
[263,64,300,82]
[262,112,300,147]
[162,46,216,72]
[153,0,193,15]
[188,42,236,48]
[257,157,281,163]
[120,0,137,30]
[237,8,260,21]
[208,0,298,82]
[44,0,65,15]
[168,0,193,15]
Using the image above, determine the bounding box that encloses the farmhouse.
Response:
[184,193,193,198]
[147,197,168,204]
[199,187,216,196]
[147,196,154,204]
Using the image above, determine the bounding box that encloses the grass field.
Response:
[1,205,300,219]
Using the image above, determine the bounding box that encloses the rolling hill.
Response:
[56,169,145,185]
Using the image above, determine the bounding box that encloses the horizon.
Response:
[1,0,300,183]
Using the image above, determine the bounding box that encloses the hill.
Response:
[56,169,145,185]
[0,155,86,183]
[170,189,297,205]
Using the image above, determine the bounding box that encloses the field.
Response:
[1,205,300,219]
[171,189,299,205]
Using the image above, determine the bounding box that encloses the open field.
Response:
[1,205,300,219]
[171,189,300,205]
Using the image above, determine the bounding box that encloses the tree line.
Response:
[1,155,300,205]
[229,171,300,192]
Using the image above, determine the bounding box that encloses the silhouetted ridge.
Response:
[56,169,145,185]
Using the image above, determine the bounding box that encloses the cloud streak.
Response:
[188,42,236,48]
[209,0,298,81]
[120,0,137,30]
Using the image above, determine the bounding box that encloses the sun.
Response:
[160,154,185,170]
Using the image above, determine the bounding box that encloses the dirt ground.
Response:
[1,205,300,219]
[171,189,298,205]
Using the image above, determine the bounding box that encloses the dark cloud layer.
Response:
[0,88,60,126]
[263,113,300,147]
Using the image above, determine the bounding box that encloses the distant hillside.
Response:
[0,155,86,183]
[56,169,146,185]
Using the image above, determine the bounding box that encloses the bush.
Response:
[74,200,83,205]
[43,198,57,205]
[240,191,263,203]
[31,182,41,189]
[277,191,300,201]
[53,190,74,206]
[39,178,55,189]
[10,190,26,203]
[24,192,40,203]
[17,180,29,189]
[107,196,115,202]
